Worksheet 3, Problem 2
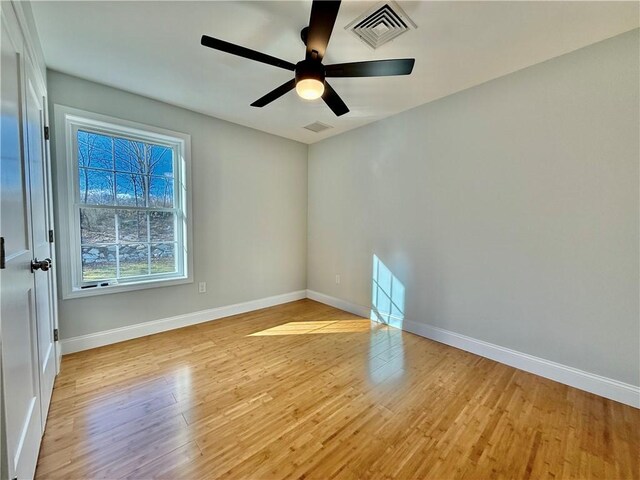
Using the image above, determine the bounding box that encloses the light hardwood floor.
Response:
[37,299,638,479]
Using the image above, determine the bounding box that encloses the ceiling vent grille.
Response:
[303,121,333,133]
[345,1,416,50]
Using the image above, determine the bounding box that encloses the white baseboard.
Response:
[306,290,640,409]
[60,290,306,355]
[60,288,639,408]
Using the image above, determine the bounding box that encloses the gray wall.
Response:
[48,71,308,339]
[308,30,639,386]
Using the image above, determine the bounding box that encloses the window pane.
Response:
[151,243,176,274]
[118,210,148,243]
[71,119,187,291]
[79,168,114,205]
[149,211,174,242]
[149,175,174,208]
[82,245,116,281]
[115,138,147,173]
[78,130,112,169]
[149,145,173,177]
[116,173,146,206]
[119,243,149,277]
[80,208,115,244]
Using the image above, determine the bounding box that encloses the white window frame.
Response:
[54,105,193,299]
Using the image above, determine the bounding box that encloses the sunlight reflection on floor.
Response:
[247,315,405,385]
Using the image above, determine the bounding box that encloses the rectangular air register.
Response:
[303,121,333,133]
[345,1,417,50]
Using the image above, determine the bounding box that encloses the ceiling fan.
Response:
[201,0,415,116]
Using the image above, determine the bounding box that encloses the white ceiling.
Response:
[31,1,638,144]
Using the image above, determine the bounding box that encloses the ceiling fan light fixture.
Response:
[294,59,325,100]
[296,78,325,100]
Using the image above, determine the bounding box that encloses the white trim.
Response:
[60,290,306,354]
[53,104,194,300]
[63,276,193,300]
[10,1,46,94]
[305,290,640,408]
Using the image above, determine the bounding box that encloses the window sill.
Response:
[63,275,193,300]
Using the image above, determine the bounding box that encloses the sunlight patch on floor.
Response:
[247,319,381,336]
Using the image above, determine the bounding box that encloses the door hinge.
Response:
[53,329,59,342]
[49,229,54,243]
[44,125,50,140]
[0,237,5,269]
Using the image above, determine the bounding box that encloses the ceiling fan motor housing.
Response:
[295,59,326,85]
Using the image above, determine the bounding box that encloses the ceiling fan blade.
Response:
[201,35,296,71]
[325,59,415,77]
[250,79,296,107]
[306,0,341,61]
[322,82,349,116]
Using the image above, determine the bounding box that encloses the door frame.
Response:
[23,52,59,433]
[39,65,61,376]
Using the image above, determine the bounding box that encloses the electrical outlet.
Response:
[335,274,341,285]
[198,282,206,293]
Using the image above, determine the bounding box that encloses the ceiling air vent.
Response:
[345,1,416,50]
[303,121,333,133]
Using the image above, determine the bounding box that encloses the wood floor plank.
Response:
[36,299,639,479]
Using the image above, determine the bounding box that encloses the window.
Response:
[56,106,192,298]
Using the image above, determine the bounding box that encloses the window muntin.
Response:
[68,121,188,290]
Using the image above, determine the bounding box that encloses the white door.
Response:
[1,7,43,479]
[24,56,57,429]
